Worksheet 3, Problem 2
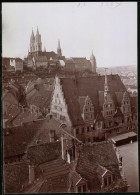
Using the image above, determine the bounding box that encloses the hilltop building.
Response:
[24,27,97,74]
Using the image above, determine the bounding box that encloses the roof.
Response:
[60,75,126,126]
[11,110,41,126]
[4,115,63,160]
[27,88,52,109]
[114,107,124,118]
[3,121,43,159]
[33,56,48,62]
[71,57,91,66]
[27,142,61,166]
[41,51,57,60]
[4,161,29,193]
[76,141,120,181]
[95,112,104,122]
[111,131,137,142]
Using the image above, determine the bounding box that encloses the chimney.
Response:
[29,164,35,184]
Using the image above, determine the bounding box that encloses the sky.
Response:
[2,2,137,67]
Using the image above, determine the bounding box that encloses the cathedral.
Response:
[24,27,97,73]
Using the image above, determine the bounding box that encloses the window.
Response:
[87,126,90,132]
[60,115,65,121]
[91,114,93,118]
[78,186,82,193]
[88,138,90,142]
[108,176,111,185]
[104,178,107,187]
[82,127,84,133]
[76,128,79,135]
[83,185,87,192]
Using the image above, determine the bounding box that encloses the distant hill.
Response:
[97,65,137,75]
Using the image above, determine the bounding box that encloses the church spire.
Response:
[104,68,109,96]
[57,39,62,57]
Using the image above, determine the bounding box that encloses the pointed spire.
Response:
[36,26,39,35]
[104,68,109,95]
[30,28,35,42]
[90,50,94,60]
[58,39,61,49]
[44,46,46,52]
[57,39,62,57]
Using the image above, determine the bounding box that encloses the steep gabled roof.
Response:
[60,75,126,126]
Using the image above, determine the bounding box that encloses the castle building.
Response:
[50,74,137,142]
[25,28,97,73]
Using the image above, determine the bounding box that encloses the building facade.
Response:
[50,74,137,142]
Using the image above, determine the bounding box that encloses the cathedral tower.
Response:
[90,51,96,73]
[29,27,42,56]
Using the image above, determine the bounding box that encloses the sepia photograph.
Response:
[2,2,138,193]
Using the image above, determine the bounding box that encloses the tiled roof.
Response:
[60,75,126,126]
[27,88,52,109]
[41,51,57,60]
[3,120,43,159]
[95,112,104,122]
[4,116,62,160]
[4,162,29,193]
[11,110,41,126]
[71,57,91,66]
[3,104,20,122]
[76,141,120,186]
[27,142,61,166]
[114,107,124,118]
[115,92,124,107]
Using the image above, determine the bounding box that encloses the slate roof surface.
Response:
[60,75,126,126]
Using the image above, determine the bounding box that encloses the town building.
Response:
[3,115,128,193]
[10,58,23,72]
[50,73,137,142]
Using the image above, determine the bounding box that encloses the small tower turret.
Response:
[57,39,62,57]
[90,51,96,73]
